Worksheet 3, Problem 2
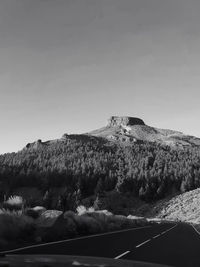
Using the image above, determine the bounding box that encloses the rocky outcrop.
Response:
[25,139,44,149]
[61,133,69,140]
[108,116,145,127]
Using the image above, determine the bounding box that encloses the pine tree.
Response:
[95,178,105,197]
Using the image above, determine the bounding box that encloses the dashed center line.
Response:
[136,239,151,248]
[153,234,160,239]
[135,224,177,248]
[114,250,130,259]
[114,224,178,260]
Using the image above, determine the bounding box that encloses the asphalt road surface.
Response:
[2,223,200,267]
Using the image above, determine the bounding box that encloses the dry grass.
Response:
[2,195,24,211]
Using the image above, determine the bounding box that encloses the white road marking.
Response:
[161,231,167,234]
[166,224,177,232]
[153,234,160,239]
[160,224,177,235]
[136,239,151,248]
[114,250,130,259]
[135,224,177,248]
[115,224,178,259]
[1,225,152,254]
[165,225,176,233]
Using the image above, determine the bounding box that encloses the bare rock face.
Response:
[108,116,145,127]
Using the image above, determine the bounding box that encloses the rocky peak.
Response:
[108,116,145,127]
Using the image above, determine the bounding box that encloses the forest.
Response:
[0,134,200,210]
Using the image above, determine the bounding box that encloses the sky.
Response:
[1,0,200,153]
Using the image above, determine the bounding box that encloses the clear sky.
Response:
[1,0,200,154]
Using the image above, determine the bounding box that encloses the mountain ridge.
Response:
[22,116,200,151]
[88,116,200,148]
[1,115,200,216]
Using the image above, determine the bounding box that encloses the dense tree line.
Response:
[0,134,200,208]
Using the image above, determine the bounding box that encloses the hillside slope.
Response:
[1,116,200,212]
[149,188,200,224]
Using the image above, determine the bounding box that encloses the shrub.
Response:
[0,212,35,242]
[42,213,77,242]
[6,196,23,206]
[2,196,24,211]
[52,210,145,242]
[0,209,22,216]
[76,205,87,215]
[76,205,95,215]
[74,214,102,235]
[25,208,40,219]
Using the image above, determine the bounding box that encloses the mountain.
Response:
[88,116,200,147]
[23,116,200,150]
[1,116,200,214]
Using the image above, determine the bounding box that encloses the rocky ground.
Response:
[148,188,200,224]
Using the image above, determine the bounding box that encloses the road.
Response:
[2,223,200,267]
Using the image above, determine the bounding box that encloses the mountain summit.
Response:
[2,115,200,219]
[107,116,145,127]
[24,116,200,150]
[88,116,200,147]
